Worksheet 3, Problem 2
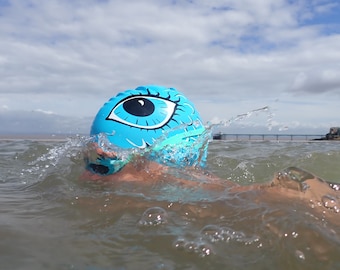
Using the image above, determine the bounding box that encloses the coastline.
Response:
[0,133,331,142]
[0,134,84,142]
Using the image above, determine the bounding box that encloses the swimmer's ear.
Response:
[271,167,323,192]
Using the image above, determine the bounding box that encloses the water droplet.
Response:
[243,235,261,245]
[184,241,197,253]
[138,207,168,226]
[330,183,340,191]
[195,243,214,257]
[309,200,315,209]
[291,231,299,238]
[221,227,246,242]
[173,238,186,250]
[200,224,224,242]
[295,250,305,261]
[182,241,214,257]
[173,238,214,258]
[321,195,339,213]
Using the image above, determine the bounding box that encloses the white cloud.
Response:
[0,0,339,134]
[291,68,340,93]
[1,104,9,111]
[33,109,55,115]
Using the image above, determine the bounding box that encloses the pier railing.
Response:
[213,133,325,141]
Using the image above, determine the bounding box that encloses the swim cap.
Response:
[87,85,208,174]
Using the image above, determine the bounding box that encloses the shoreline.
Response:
[0,134,85,142]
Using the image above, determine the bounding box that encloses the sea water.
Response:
[0,137,339,270]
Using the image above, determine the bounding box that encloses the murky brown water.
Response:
[1,138,339,269]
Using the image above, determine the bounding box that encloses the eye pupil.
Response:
[123,98,155,116]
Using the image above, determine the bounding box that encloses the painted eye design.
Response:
[106,95,177,129]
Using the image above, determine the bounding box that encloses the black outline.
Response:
[105,91,181,131]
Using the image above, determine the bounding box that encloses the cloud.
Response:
[1,104,9,110]
[0,0,339,134]
[290,68,340,94]
[33,109,55,115]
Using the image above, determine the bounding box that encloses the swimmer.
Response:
[82,85,210,183]
[81,85,340,226]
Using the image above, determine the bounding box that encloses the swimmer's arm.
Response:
[80,165,340,227]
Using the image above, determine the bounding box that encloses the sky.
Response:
[0,0,340,135]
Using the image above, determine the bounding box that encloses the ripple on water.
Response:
[172,222,262,260]
[200,224,260,245]
[173,238,214,258]
[138,206,168,226]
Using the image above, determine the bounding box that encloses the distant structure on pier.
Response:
[212,133,322,141]
[212,127,340,141]
[319,127,340,141]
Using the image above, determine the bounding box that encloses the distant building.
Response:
[325,127,340,140]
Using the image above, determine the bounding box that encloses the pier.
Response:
[213,133,324,141]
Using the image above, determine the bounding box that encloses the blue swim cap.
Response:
[87,85,208,175]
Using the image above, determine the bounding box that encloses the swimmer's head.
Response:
[87,85,209,175]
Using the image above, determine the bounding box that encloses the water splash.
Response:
[21,136,86,180]
[29,136,86,166]
[147,120,211,168]
[87,121,212,173]
[87,133,133,162]
[208,106,274,131]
